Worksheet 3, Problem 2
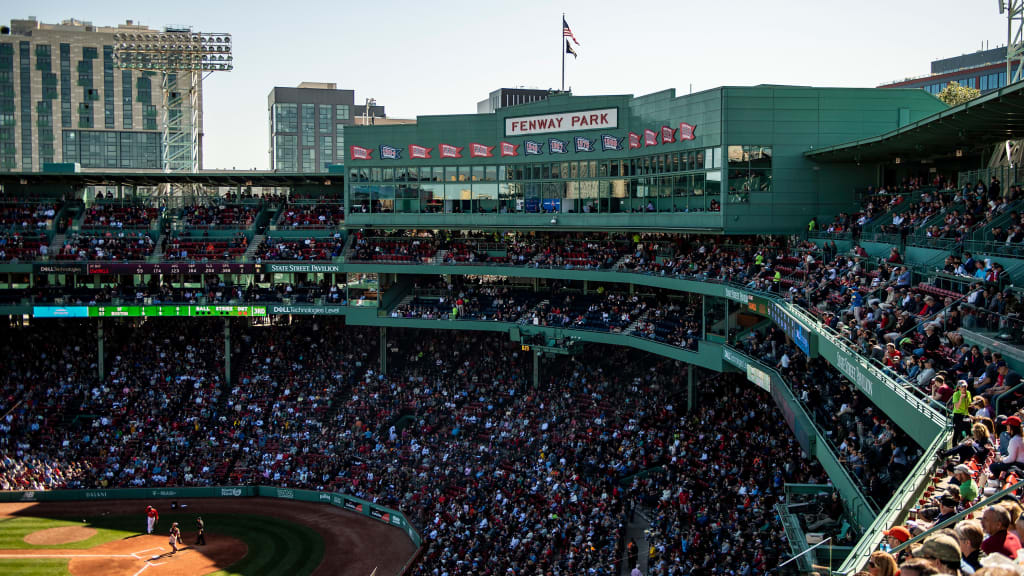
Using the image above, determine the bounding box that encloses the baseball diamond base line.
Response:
[0,534,246,576]
[0,497,416,576]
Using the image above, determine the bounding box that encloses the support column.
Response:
[582,280,588,295]
[701,295,707,339]
[686,365,694,413]
[380,326,388,375]
[223,319,231,385]
[97,320,105,380]
[533,349,540,389]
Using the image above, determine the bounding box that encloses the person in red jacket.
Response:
[146,505,159,535]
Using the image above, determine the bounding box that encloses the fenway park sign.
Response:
[505,108,618,136]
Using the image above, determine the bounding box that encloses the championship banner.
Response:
[661,125,675,144]
[628,132,641,150]
[379,145,402,160]
[409,144,432,159]
[524,140,544,155]
[679,122,697,141]
[548,138,568,154]
[500,141,519,157]
[574,136,595,152]
[349,146,373,160]
[643,129,658,146]
[469,143,494,158]
[439,143,463,159]
[601,134,623,151]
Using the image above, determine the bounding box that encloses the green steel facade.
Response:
[344,86,945,233]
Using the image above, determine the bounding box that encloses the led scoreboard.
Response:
[33,305,267,318]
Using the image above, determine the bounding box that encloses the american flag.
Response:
[563,18,579,45]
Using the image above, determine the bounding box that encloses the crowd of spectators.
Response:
[56,232,155,261]
[0,231,47,261]
[163,232,249,261]
[254,236,345,261]
[0,321,830,574]
[276,201,345,228]
[0,202,57,230]
[81,204,160,229]
[182,204,259,228]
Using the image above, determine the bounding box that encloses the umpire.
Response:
[195,516,206,546]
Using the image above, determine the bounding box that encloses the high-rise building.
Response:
[1,16,205,172]
[268,83,387,173]
[878,46,1016,95]
[477,88,558,114]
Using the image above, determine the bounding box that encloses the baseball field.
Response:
[0,498,416,576]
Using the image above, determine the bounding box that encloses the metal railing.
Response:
[835,427,952,575]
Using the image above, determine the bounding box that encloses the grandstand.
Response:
[0,82,1023,576]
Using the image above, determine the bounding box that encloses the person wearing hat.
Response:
[942,424,994,474]
[168,521,183,555]
[990,416,1024,479]
[883,526,911,552]
[915,533,965,575]
[933,495,960,526]
[952,465,978,504]
[867,550,898,576]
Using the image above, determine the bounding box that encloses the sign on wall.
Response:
[505,108,618,136]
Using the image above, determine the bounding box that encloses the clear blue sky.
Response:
[17,0,1010,169]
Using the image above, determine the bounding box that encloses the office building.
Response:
[268,83,388,173]
[879,46,1015,95]
[477,88,557,114]
[1,16,205,172]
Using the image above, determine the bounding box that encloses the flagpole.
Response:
[561,13,565,92]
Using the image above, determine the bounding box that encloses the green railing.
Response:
[834,427,951,575]
[0,485,421,548]
[890,479,1024,556]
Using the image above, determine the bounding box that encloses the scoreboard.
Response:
[33,305,267,318]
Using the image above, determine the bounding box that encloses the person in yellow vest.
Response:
[773,270,781,292]
[951,380,972,441]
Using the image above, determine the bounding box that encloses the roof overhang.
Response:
[807,81,1024,163]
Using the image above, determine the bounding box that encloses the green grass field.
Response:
[0,512,325,576]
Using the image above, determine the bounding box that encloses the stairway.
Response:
[48,232,66,258]
[625,309,653,336]
[244,234,266,261]
[518,299,550,325]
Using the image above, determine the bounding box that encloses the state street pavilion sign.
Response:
[505,108,618,137]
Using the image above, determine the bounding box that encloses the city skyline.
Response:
[13,0,1011,171]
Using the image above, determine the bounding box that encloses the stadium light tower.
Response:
[113,28,233,173]
[1001,0,1024,84]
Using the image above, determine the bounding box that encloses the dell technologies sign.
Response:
[505,108,618,137]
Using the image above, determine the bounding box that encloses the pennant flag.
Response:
[409,144,432,159]
[628,132,641,150]
[439,143,463,158]
[661,125,675,144]
[601,134,622,151]
[574,136,595,152]
[525,140,544,155]
[500,141,519,157]
[565,40,577,59]
[379,145,403,160]
[469,143,495,158]
[679,122,697,141]
[548,138,568,154]
[643,129,658,146]
[349,146,373,160]
[563,18,580,45]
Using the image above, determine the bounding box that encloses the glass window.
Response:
[336,105,350,121]
[318,104,330,132]
[273,103,297,132]
[274,134,297,171]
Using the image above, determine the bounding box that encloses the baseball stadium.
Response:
[3,6,1024,576]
